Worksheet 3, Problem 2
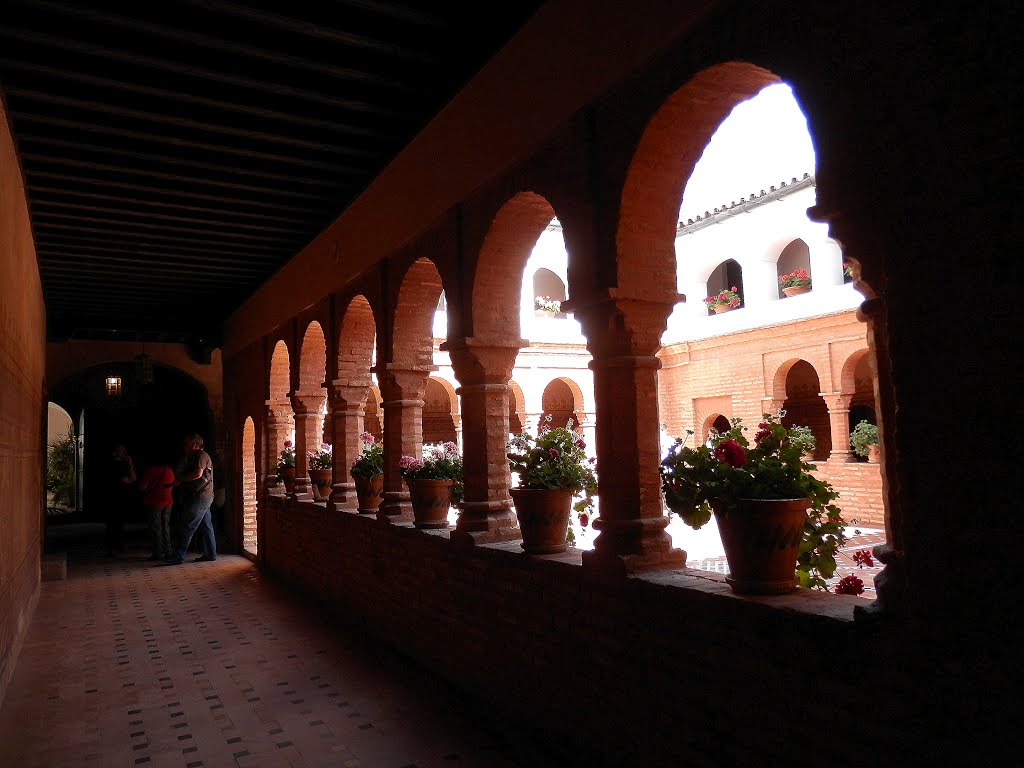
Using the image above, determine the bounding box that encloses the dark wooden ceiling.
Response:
[0,0,545,348]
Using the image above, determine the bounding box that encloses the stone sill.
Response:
[280,496,867,623]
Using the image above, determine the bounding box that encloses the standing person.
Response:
[105,444,137,556]
[165,433,217,564]
[138,456,175,561]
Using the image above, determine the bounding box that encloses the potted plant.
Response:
[534,295,562,317]
[843,261,853,282]
[789,424,816,461]
[399,441,464,528]
[659,411,847,594]
[276,440,296,492]
[850,420,880,463]
[778,267,812,296]
[307,443,333,498]
[506,415,598,553]
[349,432,384,513]
[703,286,742,314]
[46,429,76,507]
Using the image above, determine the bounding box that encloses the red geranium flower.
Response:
[713,439,746,467]
[852,549,874,568]
[834,575,865,595]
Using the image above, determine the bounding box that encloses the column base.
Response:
[582,516,686,581]
[328,482,359,513]
[377,491,413,524]
[451,501,521,546]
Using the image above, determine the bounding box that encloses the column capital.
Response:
[328,380,370,406]
[442,336,526,386]
[566,290,680,359]
[290,390,325,415]
[820,392,853,410]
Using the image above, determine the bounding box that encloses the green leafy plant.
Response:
[275,439,296,483]
[350,432,384,479]
[849,420,878,458]
[778,268,811,289]
[659,411,846,590]
[789,425,815,456]
[507,415,598,520]
[399,441,464,505]
[534,295,561,313]
[703,286,742,311]
[46,429,76,506]
[307,443,332,470]
[843,262,853,280]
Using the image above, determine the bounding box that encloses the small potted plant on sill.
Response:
[506,415,598,554]
[850,420,880,463]
[843,262,854,282]
[778,268,812,296]
[276,440,296,492]
[307,443,333,498]
[533,295,563,317]
[399,441,464,529]
[350,432,384,513]
[703,286,742,314]
[659,411,846,594]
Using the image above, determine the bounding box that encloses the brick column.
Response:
[570,293,686,577]
[377,365,433,523]
[264,400,292,493]
[443,337,525,545]
[326,381,367,512]
[290,391,324,500]
[822,392,854,463]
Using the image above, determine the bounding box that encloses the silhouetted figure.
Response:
[105,444,137,555]
[139,457,175,560]
[165,434,216,564]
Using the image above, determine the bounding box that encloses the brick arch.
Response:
[337,295,376,388]
[698,413,732,444]
[297,321,327,393]
[838,347,871,394]
[840,349,876,427]
[393,258,444,368]
[422,376,458,444]
[619,62,780,297]
[241,416,258,555]
[540,376,586,431]
[472,191,556,338]
[268,340,291,402]
[507,380,526,435]
[773,359,831,459]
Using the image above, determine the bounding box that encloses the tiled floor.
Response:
[1,526,560,768]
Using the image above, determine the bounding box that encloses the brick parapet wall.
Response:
[261,496,992,766]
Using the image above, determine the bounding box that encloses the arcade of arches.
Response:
[3,4,1011,766]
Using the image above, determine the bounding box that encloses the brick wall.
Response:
[263,497,989,766]
[0,99,46,707]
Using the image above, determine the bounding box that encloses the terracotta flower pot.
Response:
[407,478,454,528]
[308,468,333,498]
[511,487,573,554]
[714,498,808,595]
[354,474,384,514]
[279,467,296,493]
[782,284,811,297]
[867,444,881,463]
[711,303,735,314]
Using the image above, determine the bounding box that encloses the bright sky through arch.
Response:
[679,83,816,221]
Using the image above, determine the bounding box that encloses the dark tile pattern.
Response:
[0,551,551,767]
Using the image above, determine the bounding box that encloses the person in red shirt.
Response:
[138,457,175,561]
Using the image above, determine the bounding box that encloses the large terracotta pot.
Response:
[279,467,296,493]
[308,468,333,498]
[714,498,808,595]
[407,478,453,528]
[511,488,573,554]
[354,474,384,514]
[867,444,881,463]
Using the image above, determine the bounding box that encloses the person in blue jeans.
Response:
[165,433,217,564]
